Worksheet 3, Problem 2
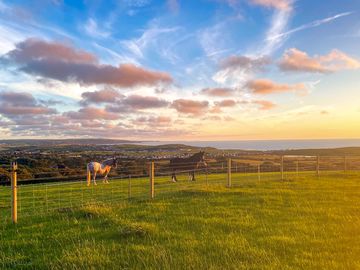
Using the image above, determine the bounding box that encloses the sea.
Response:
[136,139,360,151]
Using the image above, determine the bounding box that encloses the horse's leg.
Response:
[171,171,177,182]
[104,173,109,184]
[93,171,97,185]
[188,172,191,181]
[192,171,196,181]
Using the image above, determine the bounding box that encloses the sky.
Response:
[0,0,360,141]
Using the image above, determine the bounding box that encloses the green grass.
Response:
[0,171,360,269]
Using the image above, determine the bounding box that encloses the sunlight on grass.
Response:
[0,172,360,269]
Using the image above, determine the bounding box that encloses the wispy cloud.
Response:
[84,18,111,39]
[120,23,181,60]
[251,0,292,11]
[268,12,354,42]
[261,8,292,55]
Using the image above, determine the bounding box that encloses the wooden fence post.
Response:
[150,161,154,199]
[296,160,299,178]
[128,175,131,199]
[87,168,91,186]
[11,161,18,224]
[227,158,232,188]
[281,156,284,180]
[316,156,320,177]
[258,163,261,181]
[344,156,347,174]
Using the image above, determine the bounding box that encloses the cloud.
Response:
[269,12,354,42]
[211,99,237,113]
[220,55,271,70]
[106,95,170,113]
[84,18,110,39]
[214,55,271,85]
[0,91,56,116]
[132,116,172,127]
[7,38,97,64]
[250,0,292,11]
[246,79,305,94]
[120,24,181,60]
[172,99,209,116]
[4,38,173,88]
[214,99,237,107]
[65,107,120,120]
[252,100,276,110]
[201,87,234,97]
[80,88,124,105]
[279,48,360,73]
[261,8,292,55]
[122,95,170,110]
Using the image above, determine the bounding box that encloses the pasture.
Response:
[0,171,360,269]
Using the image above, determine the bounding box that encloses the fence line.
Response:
[1,155,360,224]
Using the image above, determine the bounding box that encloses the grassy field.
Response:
[0,171,360,269]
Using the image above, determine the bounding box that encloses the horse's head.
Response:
[112,158,118,168]
[196,151,207,168]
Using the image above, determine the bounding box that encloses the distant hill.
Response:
[1,139,360,156]
[0,139,137,146]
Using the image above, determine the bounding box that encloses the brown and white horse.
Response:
[87,158,117,186]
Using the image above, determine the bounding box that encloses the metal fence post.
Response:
[150,161,154,199]
[227,158,232,188]
[11,161,18,224]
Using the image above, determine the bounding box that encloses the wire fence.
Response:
[1,155,360,224]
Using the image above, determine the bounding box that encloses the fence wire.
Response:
[1,155,360,223]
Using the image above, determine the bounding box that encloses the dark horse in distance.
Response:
[169,151,207,182]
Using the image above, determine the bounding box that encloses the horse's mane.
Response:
[102,158,115,166]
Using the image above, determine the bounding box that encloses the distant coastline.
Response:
[135,139,360,151]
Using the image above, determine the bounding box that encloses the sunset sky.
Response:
[0,0,360,140]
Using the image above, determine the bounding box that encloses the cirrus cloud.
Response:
[214,55,271,85]
[250,0,292,11]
